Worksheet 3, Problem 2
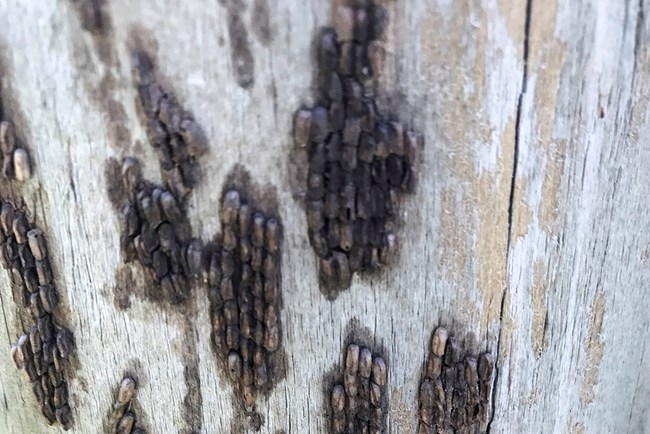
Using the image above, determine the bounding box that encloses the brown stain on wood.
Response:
[112,265,135,311]
[497,0,528,55]
[69,0,133,149]
[525,0,568,233]
[538,139,567,232]
[251,0,274,46]
[221,0,256,89]
[388,387,415,433]
[572,422,586,434]
[421,6,515,336]
[181,314,204,434]
[580,291,605,405]
[511,177,532,242]
[530,259,548,357]
[104,157,127,212]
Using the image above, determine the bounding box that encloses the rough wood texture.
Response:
[0,0,648,433]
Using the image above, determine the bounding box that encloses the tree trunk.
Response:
[0,0,648,433]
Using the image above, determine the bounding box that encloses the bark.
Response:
[0,0,648,433]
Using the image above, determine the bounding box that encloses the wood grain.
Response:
[0,0,647,433]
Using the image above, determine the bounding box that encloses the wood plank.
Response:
[495,0,650,432]
[0,0,646,433]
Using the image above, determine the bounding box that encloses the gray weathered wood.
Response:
[0,0,647,433]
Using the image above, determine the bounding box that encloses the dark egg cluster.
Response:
[417,327,495,434]
[0,119,31,181]
[133,50,208,200]
[329,344,388,434]
[1,201,74,430]
[207,190,282,408]
[109,377,147,434]
[293,0,419,294]
[119,157,204,304]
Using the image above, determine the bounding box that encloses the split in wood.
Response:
[1,200,74,430]
[293,0,420,295]
[417,326,495,434]
[329,343,388,434]
[132,50,208,200]
[109,376,147,434]
[0,120,31,181]
[208,189,283,408]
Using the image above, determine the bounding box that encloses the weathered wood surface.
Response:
[0,0,648,433]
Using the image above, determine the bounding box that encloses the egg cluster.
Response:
[119,157,204,304]
[329,344,388,434]
[109,376,147,434]
[293,0,419,294]
[208,190,283,407]
[1,201,74,429]
[133,50,209,201]
[417,327,495,434]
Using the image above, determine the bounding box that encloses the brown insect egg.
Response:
[13,148,31,181]
[40,402,56,425]
[343,371,357,397]
[30,291,46,318]
[117,411,135,434]
[118,377,137,405]
[29,324,42,353]
[333,4,354,41]
[35,259,52,285]
[186,238,205,276]
[227,352,243,382]
[55,404,73,430]
[0,121,15,154]
[121,157,142,192]
[11,335,26,369]
[53,382,68,408]
[306,201,325,232]
[179,118,209,157]
[27,229,47,261]
[332,415,346,434]
[222,190,241,226]
[293,109,313,148]
[254,359,268,387]
[0,202,14,234]
[56,328,74,358]
[404,130,419,165]
[478,352,495,381]
[12,211,29,244]
[160,190,182,223]
[264,324,280,352]
[367,40,386,79]
[264,218,280,253]
[345,344,360,373]
[370,381,382,407]
[251,213,266,247]
[318,30,339,74]
[331,384,345,413]
[242,384,256,408]
[443,336,461,366]
[2,152,13,178]
[431,327,448,357]
[358,347,373,378]
[371,357,387,386]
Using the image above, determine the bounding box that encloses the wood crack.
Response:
[488,0,534,431]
